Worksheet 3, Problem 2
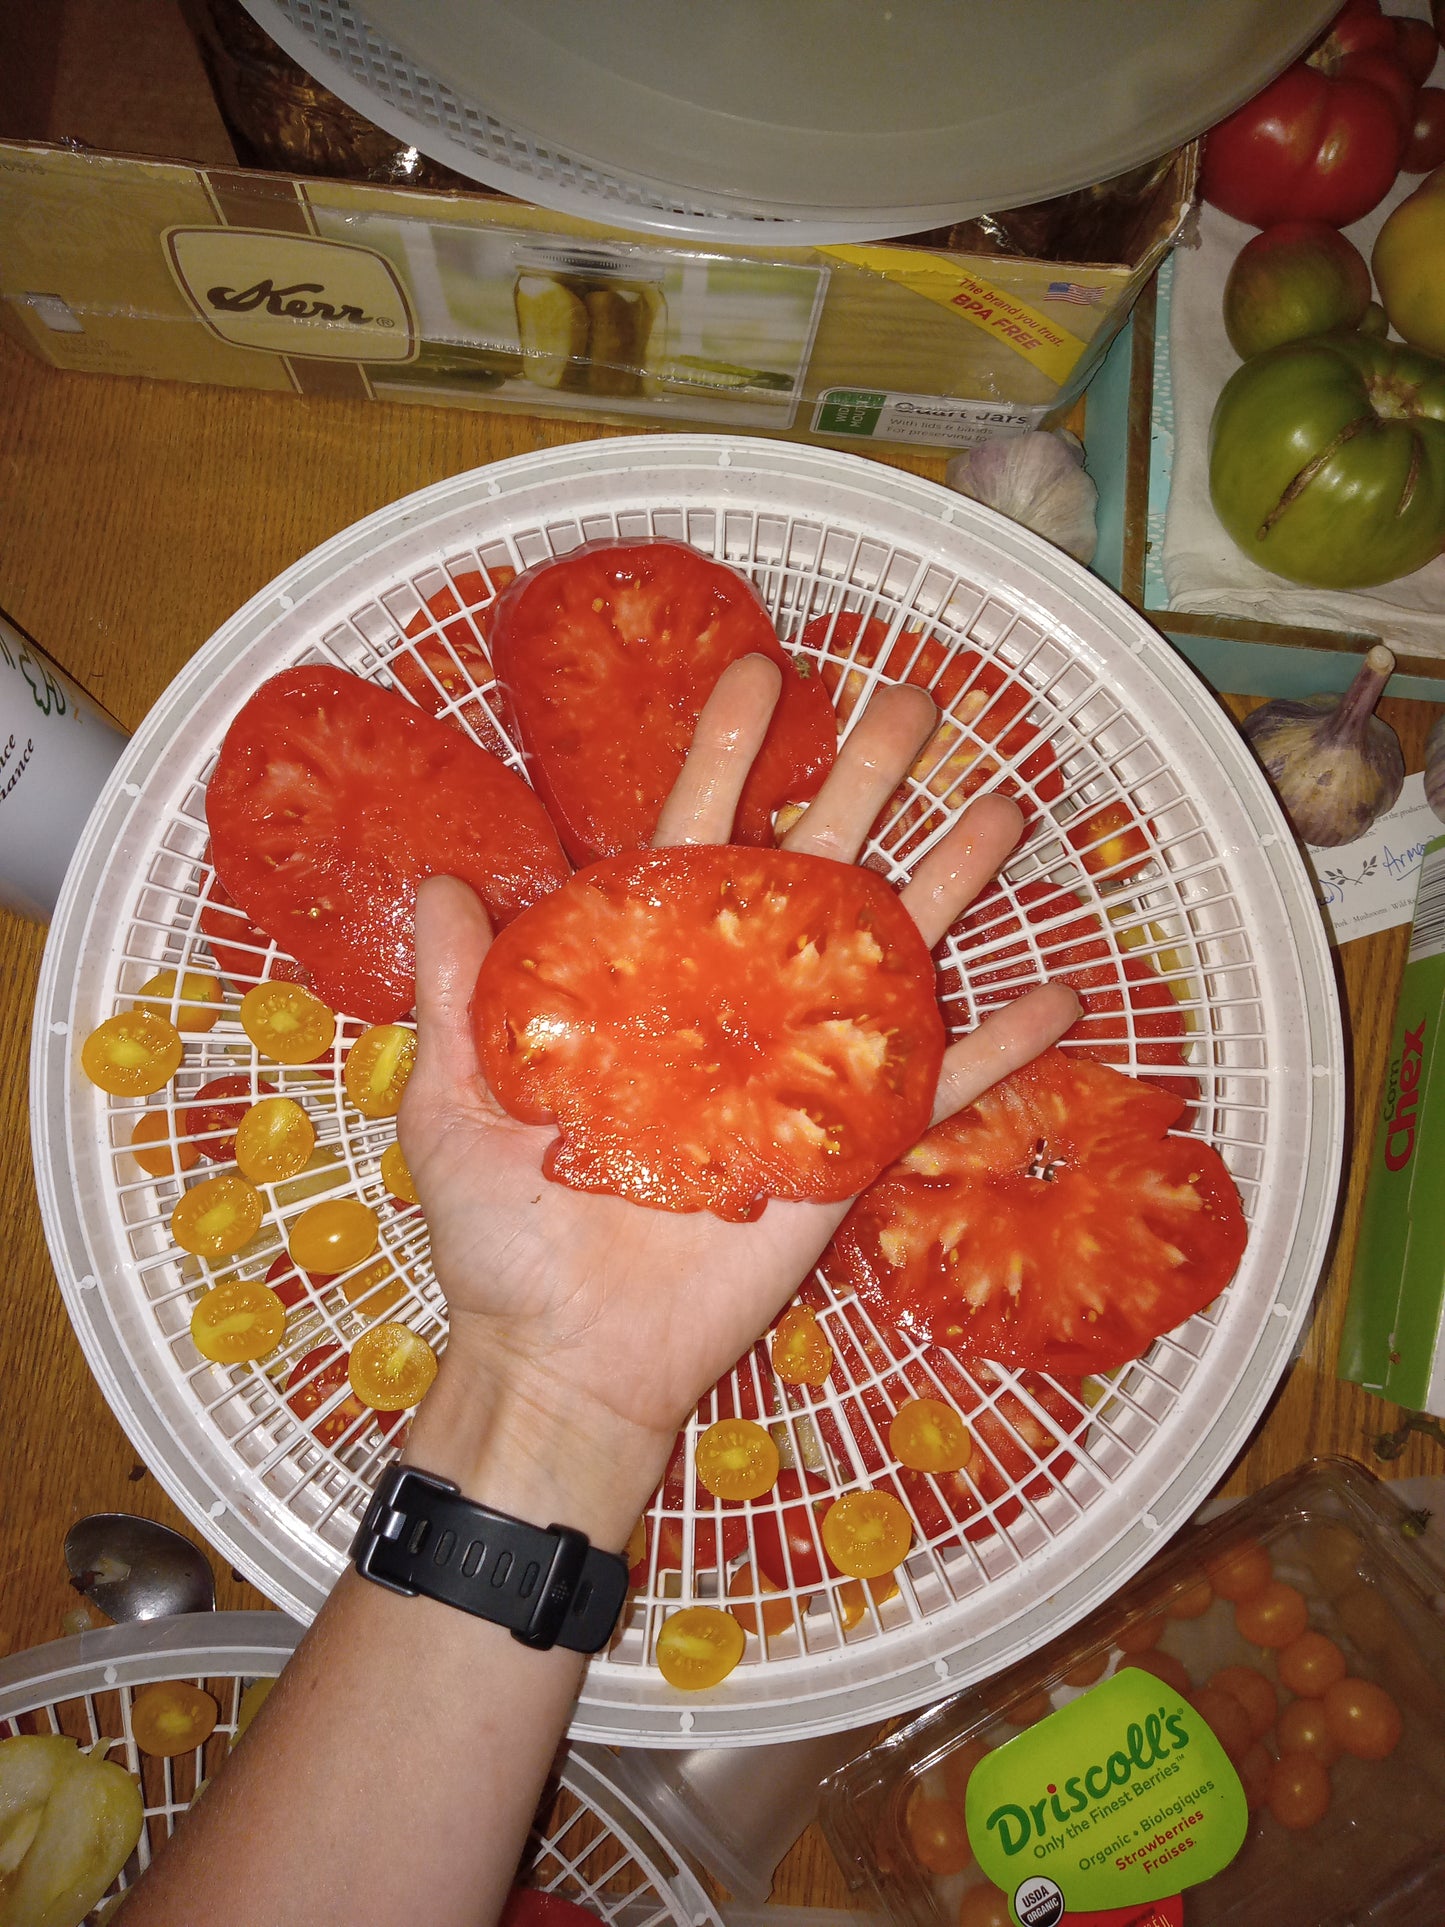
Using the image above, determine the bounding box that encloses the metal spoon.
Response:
[64,1514,216,1621]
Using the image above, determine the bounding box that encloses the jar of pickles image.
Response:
[513,245,667,399]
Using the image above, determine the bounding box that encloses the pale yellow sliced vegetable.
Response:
[0,1733,143,1927]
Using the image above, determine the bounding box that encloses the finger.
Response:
[406,874,494,1114]
[782,682,937,863]
[651,655,782,847]
[931,982,1080,1124]
[898,793,1025,947]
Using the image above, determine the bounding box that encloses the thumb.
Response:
[407,875,493,1114]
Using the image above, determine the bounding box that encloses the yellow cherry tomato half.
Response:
[822,1489,913,1579]
[769,1306,833,1386]
[655,1606,746,1691]
[340,1259,407,1317]
[171,1173,265,1259]
[130,1108,198,1178]
[694,1418,780,1501]
[239,981,336,1065]
[727,1562,802,1638]
[81,1011,184,1097]
[135,968,223,1034]
[344,1025,416,1118]
[190,1275,286,1363]
[380,1140,419,1205]
[890,1397,974,1474]
[233,1095,315,1185]
[288,1197,378,1274]
[837,1570,900,1631]
[130,1681,218,1758]
[347,1322,438,1410]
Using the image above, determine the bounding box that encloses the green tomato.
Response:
[1209,334,1445,588]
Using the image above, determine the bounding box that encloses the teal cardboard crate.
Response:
[1084,257,1445,704]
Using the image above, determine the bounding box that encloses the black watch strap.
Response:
[351,1464,628,1654]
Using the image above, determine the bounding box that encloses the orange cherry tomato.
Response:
[130,1681,218,1758]
[1278,1630,1347,1699]
[171,1173,264,1259]
[905,1789,974,1876]
[381,1140,418,1204]
[1267,1752,1331,1831]
[1166,1576,1213,1620]
[1189,1685,1252,1763]
[890,1398,973,1474]
[130,1109,198,1178]
[1204,1539,1273,1602]
[1004,1690,1053,1727]
[695,1419,780,1501]
[135,968,223,1034]
[344,1024,416,1118]
[234,1096,315,1184]
[1277,1696,1341,1767]
[769,1306,833,1386]
[1114,1613,1165,1655]
[341,1259,407,1318]
[942,1738,990,1810]
[1063,1649,1110,1688]
[822,1490,912,1580]
[1237,1742,1274,1812]
[655,1606,746,1690]
[1235,1579,1309,1649]
[727,1562,800,1638]
[957,1883,1013,1927]
[190,1276,286,1364]
[288,1197,378,1273]
[240,981,336,1065]
[81,1011,184,1096]
[1323,1677,1402,1759]
[837,1571,899,1631]
[347,1323,438,1410]
[1120,1649,1191,1696]
[1210,1664,1278,1743]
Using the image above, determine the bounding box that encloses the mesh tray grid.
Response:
[33,438,1338,1743]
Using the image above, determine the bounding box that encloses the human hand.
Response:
[398,657,1078,1547]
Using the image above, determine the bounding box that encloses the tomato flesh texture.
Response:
[130,1682,218,1758]
[199,874,307,988]
[500,1891,603,1927]
[207,665,570,1024]
[490,538,835,864]
[474,845,945,1220]
[827,1049,1246,1376]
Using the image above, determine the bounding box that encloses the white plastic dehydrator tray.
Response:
[0,1612,717,1923]
[32,435,1342,1745]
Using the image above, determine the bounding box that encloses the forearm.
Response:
[121,1341,669,1927]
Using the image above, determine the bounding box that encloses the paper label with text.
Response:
[1306,773,1441,946]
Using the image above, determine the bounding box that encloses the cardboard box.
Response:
[1085,261,1445,704]
[0,5,1193,458]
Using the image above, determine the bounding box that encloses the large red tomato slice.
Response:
[390,567,514,758]
[500,1889,601,1927]
[940,879,1195,1100]
[489,538,837,863]
[206,667,571,1025]
[472,845,945,1220]
[198,874,307,989]
[823,1049,1247,1377]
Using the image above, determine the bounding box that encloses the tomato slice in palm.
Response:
[825,1049,1247,1377]
[490,538,837,863]
[207,666,571,1024]
[473,845,945,1220]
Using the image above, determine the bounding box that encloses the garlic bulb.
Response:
[946,431,1099,565]
[1427,713,1445,824]
[1242,644,1404,848]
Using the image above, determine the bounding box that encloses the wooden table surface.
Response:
[3,321,1443,1906]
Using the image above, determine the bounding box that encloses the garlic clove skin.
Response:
[1242,644,1404,849]
[945,430,1099,565]
[1426,713,1445,826]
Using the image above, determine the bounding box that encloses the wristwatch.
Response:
[351,1464,629,1654]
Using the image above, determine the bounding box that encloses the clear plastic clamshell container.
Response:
[820,1459,1445,1927]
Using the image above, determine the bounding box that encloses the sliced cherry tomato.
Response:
[190,1275,287,1363]
[474,845,943,1220]
[895,1364,1083,1546]
[490,538,836,863]
[184,1075,278,1163]
[288,1198,379,1274]
[1235,1579,1310,1649]
[1279,1630,1348,1698]
[198,874,306,988]
[1066,799,1152,881]
[1267,1753,1332,1831]
[81,1012,183,1097]
[265,1250,332,1310]
[343,1024,416,1117]
[890,1398,973,1474]
[234,1096,315,1184]
[130,1109,198,1178]
[285,1343,400,1446]
[769,1306,833,1386]
[347,1323,438,1410]
[836,1570,899,1630]
[726,1562,801,1638]
[821,1489,912,1579]
[751,1468,836,1590]
[171,1173,264,1259]
[825,1050,1246,1376]
[380,1140,418,1205]
[637,1435,752,1577]
[207,666,571,1025]
[905,1789,974,1875]
[393,571,510,755]
[694,1419,780,1501]
[135,968,223,1034]
[1323,1676,1401,1758]
[499,1890,602,1927]
[240,982,336,1066]
[340,1259,407,1317]
[655,1605,746,1691]
[130,1682,218,1758]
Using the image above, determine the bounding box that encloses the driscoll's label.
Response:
[964,1670,1247,1925]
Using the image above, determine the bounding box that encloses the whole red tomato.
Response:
[1405,86,1445,170]
[1202,0,1410,226]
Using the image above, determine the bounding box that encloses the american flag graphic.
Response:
[1046,281,1101,306]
